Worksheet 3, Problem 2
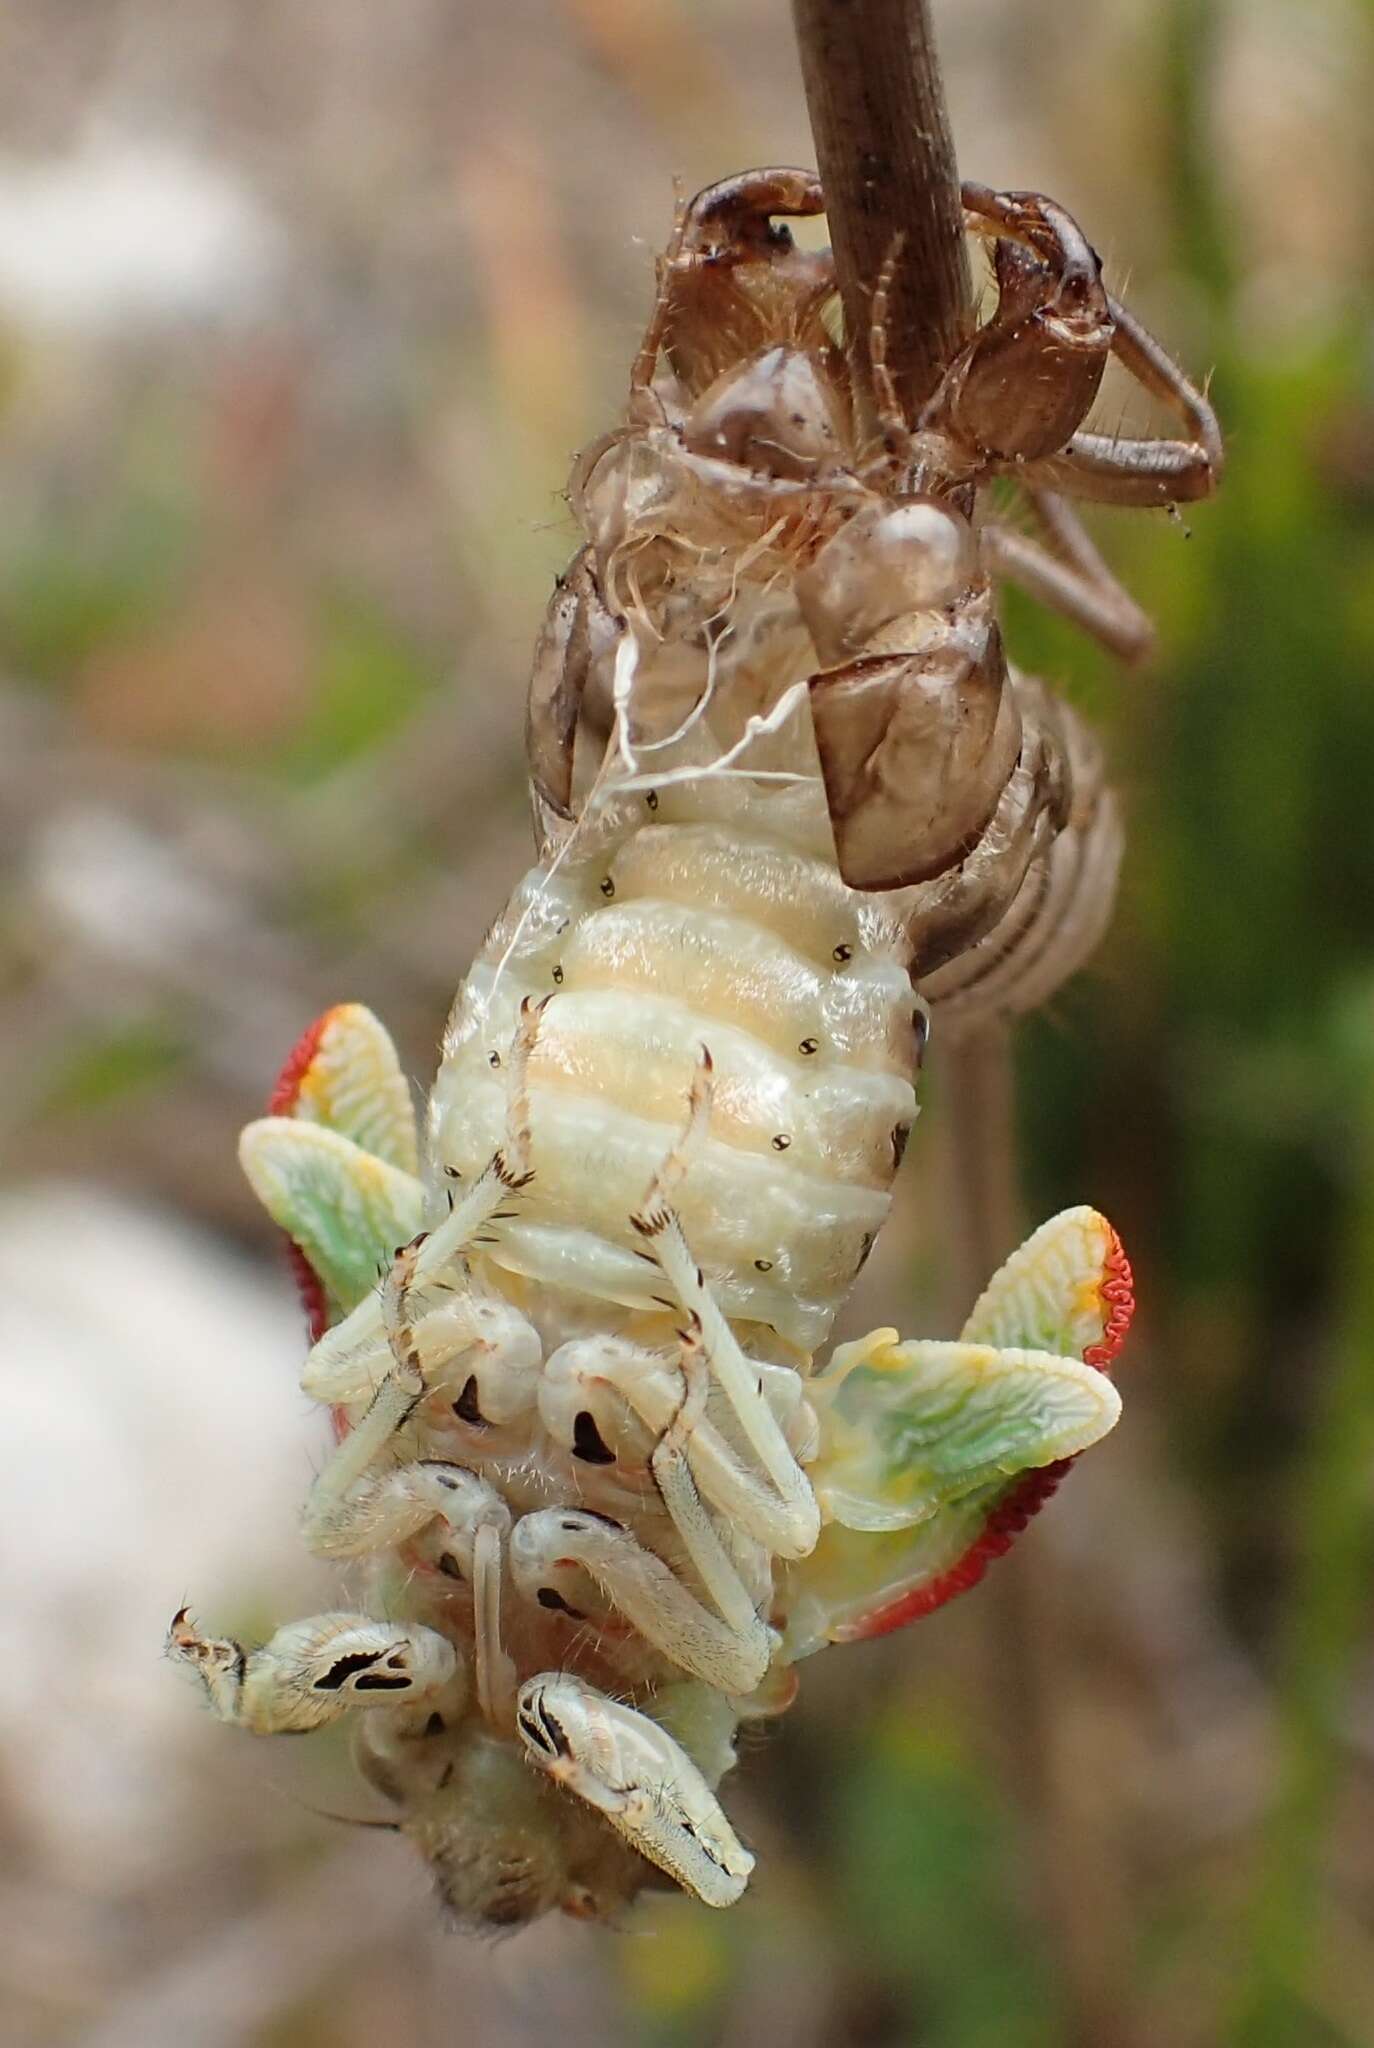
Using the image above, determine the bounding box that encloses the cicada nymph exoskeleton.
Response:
[171,169,1215,1927]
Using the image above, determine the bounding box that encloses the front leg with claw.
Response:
[516,1674,755,1907]
[915,182,1221,506]
[168,1608,461,1735]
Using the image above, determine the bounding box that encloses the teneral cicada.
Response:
[171,169,1215,1926]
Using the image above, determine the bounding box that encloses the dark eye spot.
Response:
[799,1036,819,1056]
[913,1002,931,1052]
[771,1133,791,1151]
[572,1410,616,1465]
[536,1587,587,1619]
[891,1122,912,1170]
[562,1509,621,1531]
[519,1699,570,1759]
[832,943,853,963]
[424,1712,446,1736]
[599,877,615,898]
[315,1648,384,1691]
[552,964,564,984]
[645,790,659,810]
[438,1554,464,1580]
[754,1257,773,1273]
[453,1376,487,1427]
[488,1051,501,1069]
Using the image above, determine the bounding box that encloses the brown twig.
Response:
[791,12,1143,2043]
[791,0,973,420]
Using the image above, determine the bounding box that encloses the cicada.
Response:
[171,169,1215,1926]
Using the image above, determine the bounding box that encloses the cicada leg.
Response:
[982,488,1155,664]
[300,1246,507,1567]
[647,1324,776,1647]
[630,1053,821,1563]
[862,233,914,467]
[573,1332,819,1566]
[167,1607,460,1736]
[509,1503,771,1697]
[299,1234,521,1722]
[1010,294,1222,506]
[516,1674,754,1908]
[535,1332,800,1672]
[299,996,545,1406]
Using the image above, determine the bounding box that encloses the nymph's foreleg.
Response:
[168,1608,460,1735]
[517,1674,754,1907]
[1013,294,1222,506]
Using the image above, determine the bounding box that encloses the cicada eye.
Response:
[797,496,978,663]
[681,346,844,480]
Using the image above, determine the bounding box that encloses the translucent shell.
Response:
[795,497,979,664]
[681,345,847,480]
[779,1206,1133,1656]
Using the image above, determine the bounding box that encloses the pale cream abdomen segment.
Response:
[428,810,920,1349]
[561,899,913,1075]
[608,823,863,962]
[442,1076,890,1348]
[527,989,913,1189]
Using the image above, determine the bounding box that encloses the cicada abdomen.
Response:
[171,168,1213,1927]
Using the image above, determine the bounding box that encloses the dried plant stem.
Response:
[792,0,973,419]
[945,1029,1141,2048]
[940,1021,1021,1313]
[789,8,1136,2037]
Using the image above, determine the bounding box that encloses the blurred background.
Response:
[2,1,1372,2042]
